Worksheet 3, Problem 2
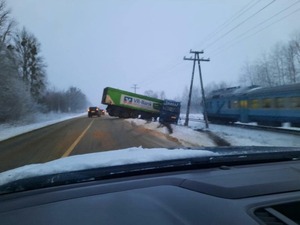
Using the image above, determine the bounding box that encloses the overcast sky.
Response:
[7,0,300,105]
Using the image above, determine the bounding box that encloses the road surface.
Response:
[0,116,182,173]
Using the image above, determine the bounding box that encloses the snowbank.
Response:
[127,119,216,147]
[0,112,85,141]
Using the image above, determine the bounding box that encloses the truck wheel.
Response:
[122,111,129,118]
[130,111,139,118]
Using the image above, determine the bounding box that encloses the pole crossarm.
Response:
[189,50,204,54]
[183,57,210,62]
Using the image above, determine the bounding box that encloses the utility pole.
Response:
[131,84,139,93]
[183,50,210,128]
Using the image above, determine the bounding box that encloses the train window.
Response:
[289,97,300,108]
[262,98,272,108]
[249,99,259,109]
[239,100,248,108]
[231,100,239,109]
[275,98,285,108]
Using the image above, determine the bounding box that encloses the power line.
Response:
[135,1,265,89]
[199,0,262,47]
[209,0,300,56]
[245,7,300,42]
[204,0,277,50]
[131,1,271,91]
[211,6,300,57]
[141,1,261,89]
[212,7,300,57]
[135,60,185,87]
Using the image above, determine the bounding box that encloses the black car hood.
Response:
[0,146,300,194]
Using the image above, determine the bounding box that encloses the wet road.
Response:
[0,116,182,172]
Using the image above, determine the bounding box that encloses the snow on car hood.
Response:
[0,147,217,186]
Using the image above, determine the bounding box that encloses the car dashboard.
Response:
[1,159,300,225]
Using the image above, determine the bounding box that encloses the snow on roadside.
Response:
[126,119,216,147]
[127,113,300,147]
[208,124,300,147]
[182,114,300,147]
[0,112,86,141]
[1,111,299,148]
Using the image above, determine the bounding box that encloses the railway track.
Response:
[231,123,300,136]
[181,117,300,136]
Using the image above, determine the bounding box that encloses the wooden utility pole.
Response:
[183,50,210,128]
[131,84,139,93]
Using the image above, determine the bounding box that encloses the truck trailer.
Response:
[101,87,180,124]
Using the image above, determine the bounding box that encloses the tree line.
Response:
[239,32,300,87]
[0,0,88,123]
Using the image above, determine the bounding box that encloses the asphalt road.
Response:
[0,116,182,173]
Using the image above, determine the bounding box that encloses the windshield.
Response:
[0,0,300,189]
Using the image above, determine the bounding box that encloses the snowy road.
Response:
[0,116,182,173]
[1,113,300,173]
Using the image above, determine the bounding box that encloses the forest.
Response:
[0,0,88,123]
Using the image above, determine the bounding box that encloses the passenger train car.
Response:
[205,83,300,127]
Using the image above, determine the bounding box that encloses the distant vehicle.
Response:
[205,83,300,127]
[88,107,100,118]
[100,109,105,115]
[101,87,181,124]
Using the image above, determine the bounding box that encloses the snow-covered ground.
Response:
[127,118,216,147]
[127,114,300,147]
[0,112,86,142]
[208,124,300,147]
[0,112,299,186]
[1,112,299,146]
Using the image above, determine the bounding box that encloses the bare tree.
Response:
[269,43,287,85]
[66,86,88,112]
[159,91,166,100]
[0,0,16,44]
[0,42,34,122]
[255,55,274,87]
[14,27,47,102]
[205,81,230,93]
[144,90,159,99]
[283,40,298,84]
[239,30,300,87]
[181,84,218,114]
[40,86,88,113]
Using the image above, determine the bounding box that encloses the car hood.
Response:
[0,147,216,186]
[0,146,300,193]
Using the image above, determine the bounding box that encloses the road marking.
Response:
[61,120,94,158]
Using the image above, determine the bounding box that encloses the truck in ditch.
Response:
[101,87,181,124]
